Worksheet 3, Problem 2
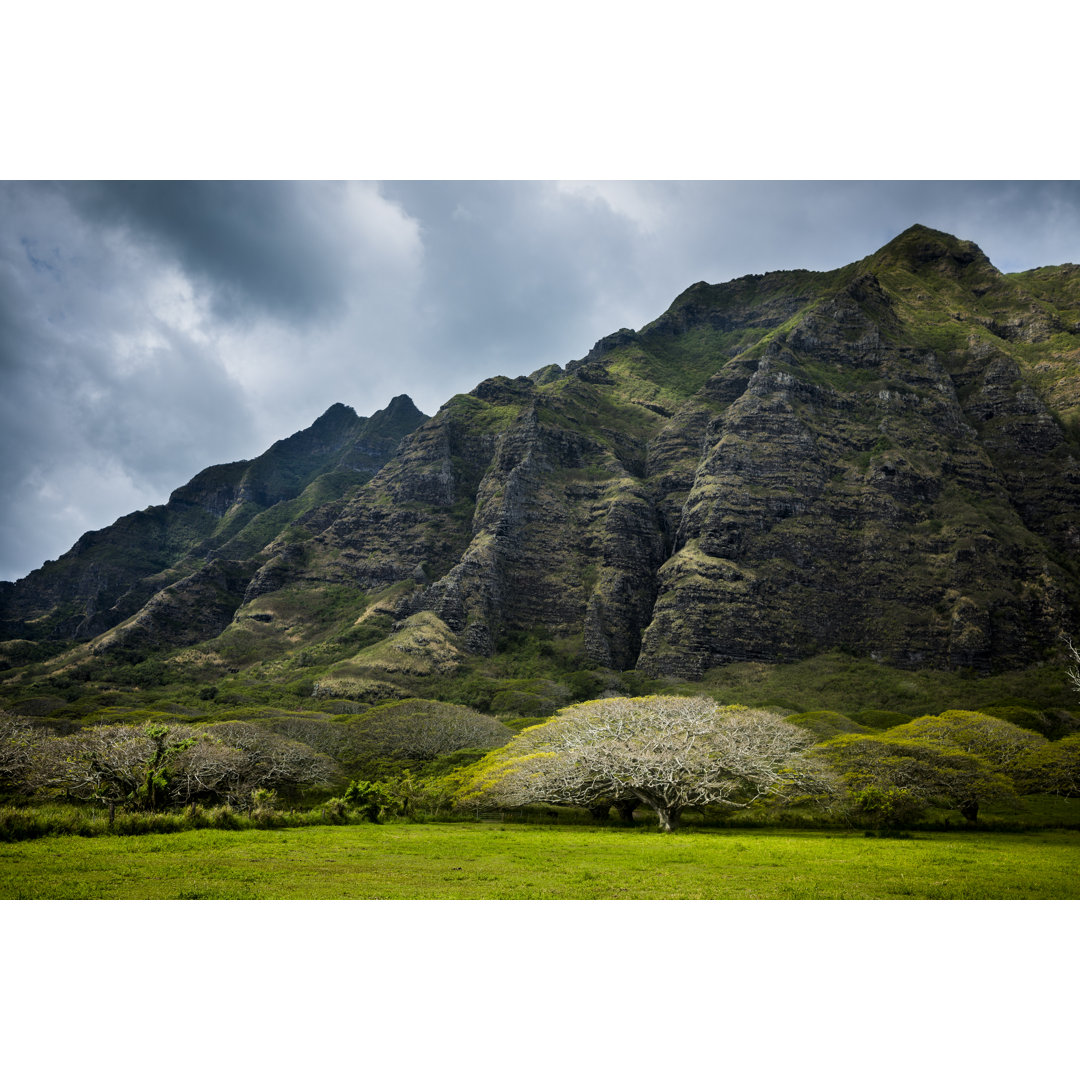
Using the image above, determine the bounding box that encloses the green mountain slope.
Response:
[0,395,428,647]
[3,226,1079,713]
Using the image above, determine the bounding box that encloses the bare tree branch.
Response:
[0,711,44,796]
[457,696,829,831]
[1064,634,1080,698]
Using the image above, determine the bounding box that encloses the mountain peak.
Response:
[382,393,423,418]
[871,224,994,275]
[365,393,429,440]
[311,401,359,431]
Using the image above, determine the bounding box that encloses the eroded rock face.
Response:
[6,226,1080,677]
[91,559,257,656]
[384,226,1080,675]
[0,396,428,642]
[637,335,1066,675]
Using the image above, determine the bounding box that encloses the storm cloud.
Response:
[2,180,1079,582]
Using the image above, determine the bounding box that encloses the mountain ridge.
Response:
[3,226,1079,703]
[0,394,428,645]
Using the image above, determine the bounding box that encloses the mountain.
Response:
[0,394,428,648]
[3,226,1079,704]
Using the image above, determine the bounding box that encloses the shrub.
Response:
[849,785,925,829]
[785,710,872,741]
[851,709,912,730]
[1014,734,1080,798]
[977,704,1054,735]
[816,732,1015,824]
[489,690,555,716]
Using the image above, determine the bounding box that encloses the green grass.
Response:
[2,822,1077,899]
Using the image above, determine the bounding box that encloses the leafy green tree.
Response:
[378,770,425,819]
[139,723,196,810]
[816,733,1014,824]
[341,779,385,822]
[888,711,1046,774]
[457,696,827,832]
[1013,734,1080,799]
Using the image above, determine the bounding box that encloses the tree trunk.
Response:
[960,799,979,823]
[656,806,682,832]
[615,799,639,824]
[588,801,613,823]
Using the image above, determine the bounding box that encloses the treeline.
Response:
[0,699,512,820]
[449,699,1080,832]
[2,698,1078,839]
[0,713,341,815]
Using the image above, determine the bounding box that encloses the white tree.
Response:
[35,722,198,818]
[0,711,43,797]
[458,696,825,831]
[32,721,342,813]
[198,722,343,805]
[1065,635,1080,698]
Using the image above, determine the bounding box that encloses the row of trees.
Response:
[3,696,1077,832]
[0,712,342,815]
[453,697,1080,831]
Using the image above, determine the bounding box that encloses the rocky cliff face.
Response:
[4,226,1079,680]
[0,395,428,646]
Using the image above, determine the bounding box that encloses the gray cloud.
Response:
[2,180,1079,582]
[51,181,361,324]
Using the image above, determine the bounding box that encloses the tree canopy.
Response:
[815,732,1015,825]
[456,695,825,831]
[1013,734,1080,799]
[887,711,1046,772]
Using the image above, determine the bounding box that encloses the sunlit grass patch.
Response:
[1,824,1077,900]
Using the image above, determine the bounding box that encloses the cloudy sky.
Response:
[3,179,1080,582]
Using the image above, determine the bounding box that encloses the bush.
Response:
[849,785,925,829]
[786,711,872,741]
[341,779,384,822]
[489,690,556,717]
[977,705,1054,735]
[851,709,912,730]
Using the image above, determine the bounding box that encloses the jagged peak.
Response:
[298,403,361,445]
[870,224,996,275]
[567,328,638,371]
[377,393,425,420]
[363,393,429,440]
[310,395,427,438]
[319,401,358,419]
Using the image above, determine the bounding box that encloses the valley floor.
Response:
[2,823,1078,899]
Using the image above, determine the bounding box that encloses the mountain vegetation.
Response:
[2,225,1079,838]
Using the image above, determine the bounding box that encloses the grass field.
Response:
[2,822,1078,899]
